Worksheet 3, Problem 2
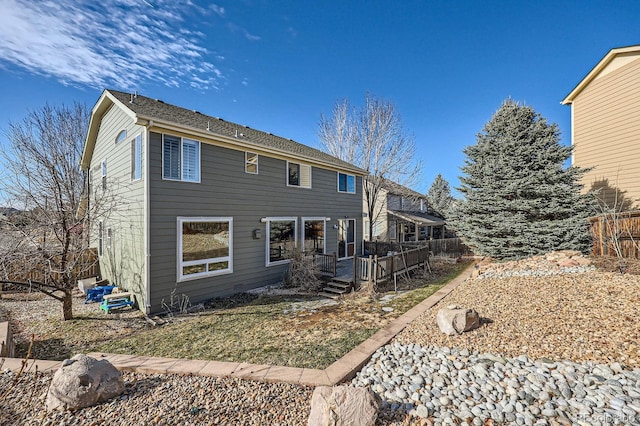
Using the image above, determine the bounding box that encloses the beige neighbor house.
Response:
[364,178,445,243]
[561,44,640,210]
[81,89,366,314]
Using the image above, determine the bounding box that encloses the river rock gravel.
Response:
[353,343,640,425]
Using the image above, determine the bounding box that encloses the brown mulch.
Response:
[395,256,640,366]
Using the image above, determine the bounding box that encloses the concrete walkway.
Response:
[1,263,476,387]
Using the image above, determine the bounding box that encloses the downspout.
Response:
[143,120,154,314]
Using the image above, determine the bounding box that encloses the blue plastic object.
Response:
[84,285,116,303]
[100,297,134,313]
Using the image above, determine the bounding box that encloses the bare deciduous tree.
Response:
[318,94,422,240]
[0,103,92,320]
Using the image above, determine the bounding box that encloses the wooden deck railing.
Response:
[313,252,337,276]
[356,245,430,289]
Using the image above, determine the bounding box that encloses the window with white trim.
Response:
[131,134,142,181]
[266,217,297,265]
[116,130,127,144]
[178,217,232,281]
[163,134,200,182]
[101,160,107,190]
[389,220,397,240]
[337,172,356,193]
[245,152,258,174]
[302,218,325,255]
[287,162,311,188]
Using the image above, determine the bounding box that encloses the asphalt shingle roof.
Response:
[107,89,365,174]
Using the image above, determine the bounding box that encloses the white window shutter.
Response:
[300,164,311,188]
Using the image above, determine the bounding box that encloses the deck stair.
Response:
[319,276,353,299]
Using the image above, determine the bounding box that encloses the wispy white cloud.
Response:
[0,0,224,90]
[227,23,262,42]
[209,3,225,17]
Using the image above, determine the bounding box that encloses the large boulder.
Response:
[308,386,379,426]
[46,354,124,411]
[436,304,480,336]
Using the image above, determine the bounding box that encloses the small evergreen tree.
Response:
[450,100,592,260]
[426,174,455,218]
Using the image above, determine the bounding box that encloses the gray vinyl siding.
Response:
[89,105,147,308]
[148,132,362,312]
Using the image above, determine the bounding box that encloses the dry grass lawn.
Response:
[1,261,470,369]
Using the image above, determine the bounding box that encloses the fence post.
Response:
[390,253,395,280]
[332,252,337,276]
[353,254,357,285]
[367,255,373,288]
[373,255,378,287]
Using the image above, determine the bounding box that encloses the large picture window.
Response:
[178,217,232,281]
[337,172,356,193]
[267,217,297,266]
[163,134,200,182]
[303,218,325,255]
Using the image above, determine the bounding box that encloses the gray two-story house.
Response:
[82,90,365,314]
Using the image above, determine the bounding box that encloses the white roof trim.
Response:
[561,45,640,105]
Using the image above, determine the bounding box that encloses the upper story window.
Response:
[420,199,425,212]
[116,130,127,144]
[245,152,258,174]
[338,172,356,193]
[287,162,311,188]
[163,134,200,182]
[131,134,142,181]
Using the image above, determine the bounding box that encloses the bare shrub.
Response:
[282,249,322,292]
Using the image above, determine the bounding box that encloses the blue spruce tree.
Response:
[451,100,592,259]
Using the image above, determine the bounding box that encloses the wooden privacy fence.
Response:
[427,238,474,258]
[357,245,430,290]
[365,238,473,258]
[590,211,640,259]
[364,241,428,256]
[1,248,100,288]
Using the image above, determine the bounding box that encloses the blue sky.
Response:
[0,0,638,196]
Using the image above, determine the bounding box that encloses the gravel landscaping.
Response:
[2,255,640,425]
[396,270,640,366]
[1,370,313,425]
